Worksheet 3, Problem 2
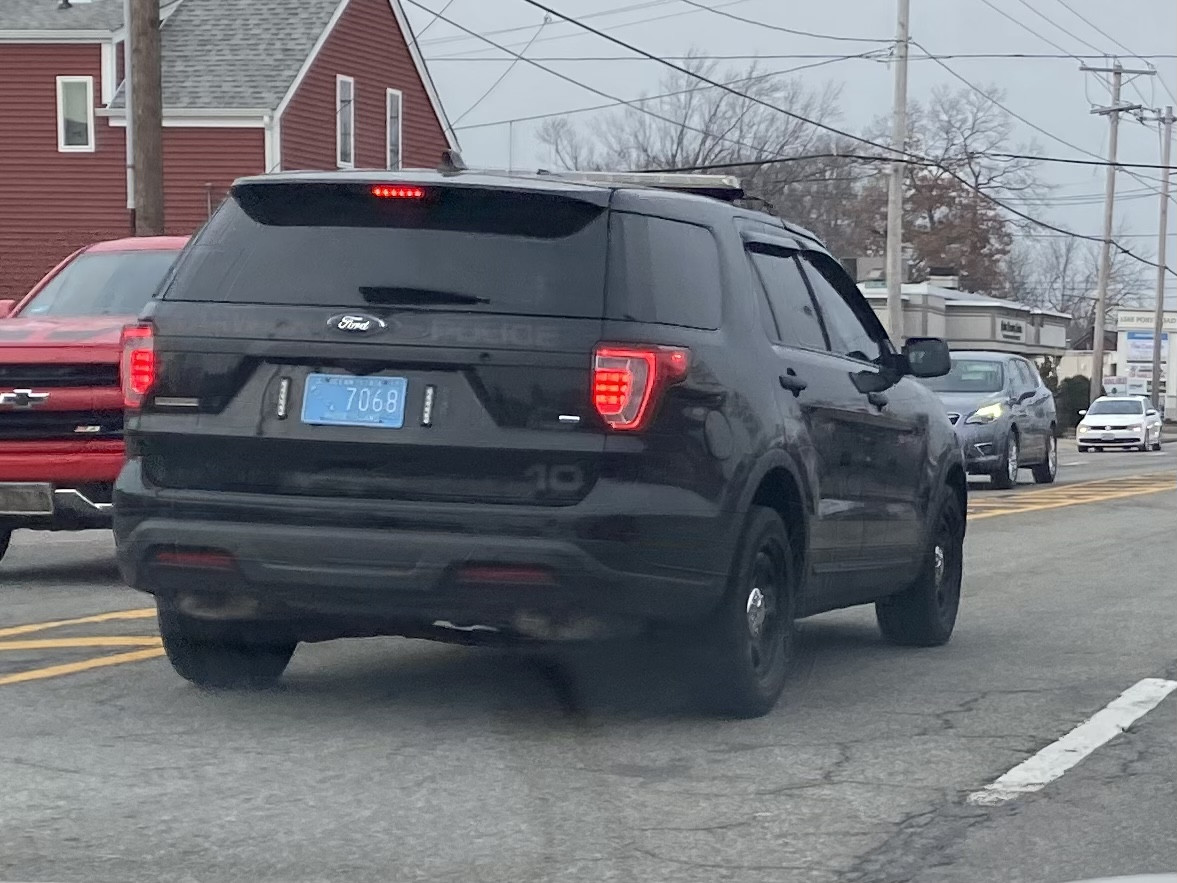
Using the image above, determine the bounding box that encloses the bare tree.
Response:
[536,50,869,249]
[1015,229,1150,343]
[857,84,1046,292]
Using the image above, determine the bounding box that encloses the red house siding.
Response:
[279,0,449,172]
[0,44,128,300]
[161,127,265,234]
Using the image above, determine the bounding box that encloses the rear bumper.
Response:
[0,482,113,529]
[114,460,733,637]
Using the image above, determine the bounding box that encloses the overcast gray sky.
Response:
[407,0,1177,300]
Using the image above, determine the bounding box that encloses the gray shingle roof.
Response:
[7,0,343,111]
[0,0,124,31]
[154,0,340,110]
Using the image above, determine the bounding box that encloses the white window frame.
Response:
[336,74,355,169]
[385,88,403,170]
[56,75,96,153]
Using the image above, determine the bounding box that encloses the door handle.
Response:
[867,391,888,408]
[779,371,808,396]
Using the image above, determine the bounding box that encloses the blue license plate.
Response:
[300,373,408,429]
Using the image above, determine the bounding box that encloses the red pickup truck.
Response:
[0,236,187,561]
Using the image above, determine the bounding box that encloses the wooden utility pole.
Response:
[884,0,911,342]
[1148,107,1174,408]
[130,0,163,235]
[1080,62,1152,403]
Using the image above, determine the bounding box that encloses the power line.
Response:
[986,151,1177,171]
[634,153,1176,275]
[908,37,1171,199]
[1049,0,1177,104]
[429,51,1177,63]
[449,17,549,127]
[674,0,891,44]
[452,52,886,131]
[411,0,456,41]
[420,0,1175,277]
[976,0,1075,57]
[401,0,816,161]
[419,0,751,56]
[1011,0,1104,55]
[418,0,673,46]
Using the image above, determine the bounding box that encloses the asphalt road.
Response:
[0,440,1173,883]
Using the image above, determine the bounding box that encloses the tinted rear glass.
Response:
[161,182,608,317]
[1088,399,1144,415]
[18,249,180,318]
[918,358,1005,393]
[606,213,722,330]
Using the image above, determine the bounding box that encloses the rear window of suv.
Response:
[606,213,722,330]
[160,182,609,318]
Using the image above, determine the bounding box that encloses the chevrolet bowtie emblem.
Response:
[0,388,50,409]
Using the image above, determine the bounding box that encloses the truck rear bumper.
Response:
[0,482,113,530]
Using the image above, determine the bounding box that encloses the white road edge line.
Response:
[967,677,1177,806]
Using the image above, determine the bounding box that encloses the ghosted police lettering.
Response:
[428,319,559,349]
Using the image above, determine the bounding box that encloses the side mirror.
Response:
[1078,409,1087,416]
[902,337,951,378]
[1017,390,1035,404]
[0,299,15,318]
[1146,408,1158,416]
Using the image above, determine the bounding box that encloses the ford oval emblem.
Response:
[328,313,387,334]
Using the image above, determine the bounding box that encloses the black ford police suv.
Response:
[114,163,965,717]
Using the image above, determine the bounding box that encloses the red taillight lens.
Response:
[120,323,156,409]
[592,344,690,431]
[371,184,426,199]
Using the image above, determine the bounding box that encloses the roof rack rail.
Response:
[534,169,745,202]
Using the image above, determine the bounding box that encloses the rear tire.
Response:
[991,432,1019,489]
[876,492,964,647]
[1153,435,1163,451]
[1077,444,1089,453]
[692,506,796,719]
[0,529,10,562]
[157,602,295,689]
[1031,434,1057,484]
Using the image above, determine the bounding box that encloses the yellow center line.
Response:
[0,636,162,652]
[0,648,165,687]
[970,484,1174,520]
[0,608,156,640]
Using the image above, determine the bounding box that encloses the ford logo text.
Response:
[328,313,387,334]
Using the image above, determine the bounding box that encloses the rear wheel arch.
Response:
[748,464,809,586]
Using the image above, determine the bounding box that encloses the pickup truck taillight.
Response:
[120,323,156,409]
[592,344,690,431]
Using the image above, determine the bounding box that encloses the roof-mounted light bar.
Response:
[535,169,745,202]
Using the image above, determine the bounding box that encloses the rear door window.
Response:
[606,213,722,330]
[797,253,886,364]
[745,245,827,350]
[161,182,609,318]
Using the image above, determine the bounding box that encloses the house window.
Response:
[336,75,354,168]
[386,89,403,169]
[56,76,95,152]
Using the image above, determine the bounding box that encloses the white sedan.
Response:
[1076,396,1164,452]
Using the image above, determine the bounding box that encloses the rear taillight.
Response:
[592,344,690,431]
[120,323,156,409]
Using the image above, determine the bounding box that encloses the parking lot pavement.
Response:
[0,462,1173,883]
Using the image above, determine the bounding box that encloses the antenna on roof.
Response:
[438,149,467,175]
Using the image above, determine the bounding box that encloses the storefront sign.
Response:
[999,318,1026,342]
[1124,330,1170,362]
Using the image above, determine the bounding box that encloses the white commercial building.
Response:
[1056,308,1175,417]
[859,280,1070,357]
